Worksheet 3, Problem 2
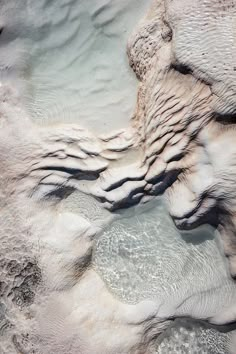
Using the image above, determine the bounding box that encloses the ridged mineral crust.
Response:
[1,0,236,353]
[127,0,236,277]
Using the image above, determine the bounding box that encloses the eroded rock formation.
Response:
[1,0,236,353]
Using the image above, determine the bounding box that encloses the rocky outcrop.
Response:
[1,0,236,353]
[127,0,236,279]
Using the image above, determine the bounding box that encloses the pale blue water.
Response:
[27,0,151,132]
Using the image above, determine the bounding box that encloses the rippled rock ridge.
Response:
[0,0,236,353]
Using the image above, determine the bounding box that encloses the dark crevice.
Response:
[166,152,184,163]
[171,63,193,76]
[36,165,102,178]
[45,186,75,200]
[214,112,236,125]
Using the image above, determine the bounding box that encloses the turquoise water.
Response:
[1,0,151,132]
[27,0,151,132]
[93,199,236,351]
[93,200,233,317]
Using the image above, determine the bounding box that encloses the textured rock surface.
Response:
[154,319,235,354]
[1,0,236,353]
[126,0,236,281]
